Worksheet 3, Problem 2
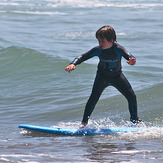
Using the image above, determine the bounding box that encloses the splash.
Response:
[51,118,163,140]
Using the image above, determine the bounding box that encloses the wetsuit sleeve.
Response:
[70,46,100,65]
[116,43,136,60]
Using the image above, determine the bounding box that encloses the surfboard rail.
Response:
[18,124,150,136]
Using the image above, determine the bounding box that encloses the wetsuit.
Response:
[71,42,139,124]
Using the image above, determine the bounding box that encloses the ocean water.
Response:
[0,0,163,162]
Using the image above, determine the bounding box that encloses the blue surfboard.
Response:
[18,124,149,136]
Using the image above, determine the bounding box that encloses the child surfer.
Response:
[65,25,142,128]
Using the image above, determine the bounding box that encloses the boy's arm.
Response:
[65,46,100,72]
[116,43,136,66]
[125,51,136,65]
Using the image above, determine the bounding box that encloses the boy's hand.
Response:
[65,64,76,72]
[127,58,136,65]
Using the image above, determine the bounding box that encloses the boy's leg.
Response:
[112,73,139,121]
[81,72,108,125]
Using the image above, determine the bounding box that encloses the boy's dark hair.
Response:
[96,25,116,42]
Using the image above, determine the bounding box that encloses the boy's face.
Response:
[98,38,113,49]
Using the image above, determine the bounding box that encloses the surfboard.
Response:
[18,124,149,136]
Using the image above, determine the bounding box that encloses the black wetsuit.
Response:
[71,42,139,124]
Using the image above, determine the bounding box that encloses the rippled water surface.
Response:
[0,0,163,162]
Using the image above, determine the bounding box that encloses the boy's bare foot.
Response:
[79,122,87,129]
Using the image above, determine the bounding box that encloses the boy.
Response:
[65,25,142,128]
